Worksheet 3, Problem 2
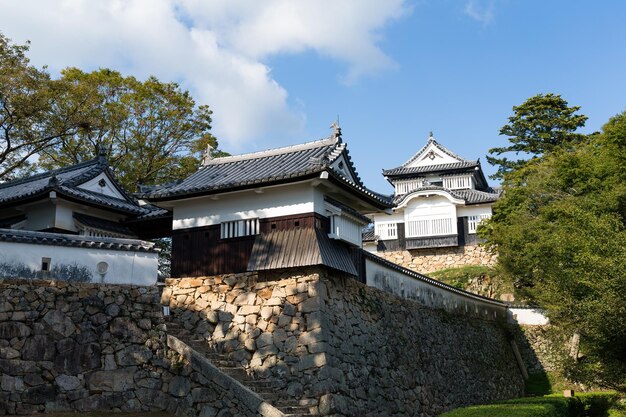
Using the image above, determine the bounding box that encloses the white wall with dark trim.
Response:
[0,240,158,285]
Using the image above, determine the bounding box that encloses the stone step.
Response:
[168,329,320,415]
[278,406,315,414]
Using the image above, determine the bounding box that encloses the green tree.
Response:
[482,110,626,390]
[0,33,77,180]
[487,93,588,180]
[38,68,227,191]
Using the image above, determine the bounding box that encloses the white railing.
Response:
[443,175,472,190]
[329,215,363,246]
[395,179,423,195]
[220,218,260,239]
[406,217,455,238]
[467,214,491,234]
[375,222,398,240]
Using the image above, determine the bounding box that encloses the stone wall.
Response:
[0,278,285,416]
[376,244,496,274]
[164,269,326,407]
[514,325,567,375]
[165,267,525,417]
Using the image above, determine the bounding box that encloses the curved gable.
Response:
[395,188,465,209]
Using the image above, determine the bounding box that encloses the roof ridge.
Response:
[203,136,337,165]
[393,136,472,170]
[0,157,101,190]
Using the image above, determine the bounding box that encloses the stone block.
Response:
[239,305,261,315]
[0,321,31,339]
[87,368,135,392]
[109,317,148,343]
[22,335,55,361]
[55,374,82,391]
[256,333,273,348]
[0,358,38,375]
[135,388,171,410]
[43,310,76,337]
[114,345,153,366]
[1,374,25,392]
[168,375,191,397]
[298,297,320,313]
[21,384,56,405]
[298,353,326,371]
[54,342,101,375]
[234,292,257,306]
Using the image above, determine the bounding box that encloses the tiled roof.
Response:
[383,160,480,177]
[393,186,499,206]
[0,228,157,252]
[0,157,104,204]
[453,189,500,204]
[140,136,392,208]
[73,213,136,237]
[0,156,167,218]
[362,229,377,242]
[247,228,358,276]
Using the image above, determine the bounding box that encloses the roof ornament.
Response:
[330,118,342,143]
[428,131,434,141]
[48,172,59,187]
[202,144,214,165]
[96,143,107,164]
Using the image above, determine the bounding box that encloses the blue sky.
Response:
[1,1,625,193]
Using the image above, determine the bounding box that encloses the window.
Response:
[41,257,51,271]
[220,219,260,239]
[468,214,491,234]
[443,175,473,190]
[375,222,398,240]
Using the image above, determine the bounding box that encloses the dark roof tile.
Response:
[383,160,480,176]
[140,137,392,208]
[0,228,157,252]
[393,186,499,206]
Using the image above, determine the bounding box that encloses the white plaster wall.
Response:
[404,195,457,221]
[78,172,126,199]
[370,211,403,225]
[406,142,460,168]
[25,201,56,230]
[365,257,507,320]
[457,204,493,218]
[363,241,378,253]
[0,241,158,285]
[173,183,321,230]
[508,308,549,325]
[55,200,125,233]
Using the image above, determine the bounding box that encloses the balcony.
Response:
[405,217,455,238]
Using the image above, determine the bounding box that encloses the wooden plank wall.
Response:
[171,213,330,277]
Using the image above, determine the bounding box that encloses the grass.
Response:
[428,265,515,299]
[439,392,620,417]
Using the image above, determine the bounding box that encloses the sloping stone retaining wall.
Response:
[165,267,524,417]
[376,244,496,274]
[0,278,285,416]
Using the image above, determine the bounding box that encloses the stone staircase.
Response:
[166,320,316,417]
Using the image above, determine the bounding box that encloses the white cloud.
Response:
[464,0,495,26]
[0,0,409,148]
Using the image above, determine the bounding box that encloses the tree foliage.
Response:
[0,33,77,180]
[487,93,588,180]
[482,108,626,390]
[0,33,226,189]
[38,68,226,191]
